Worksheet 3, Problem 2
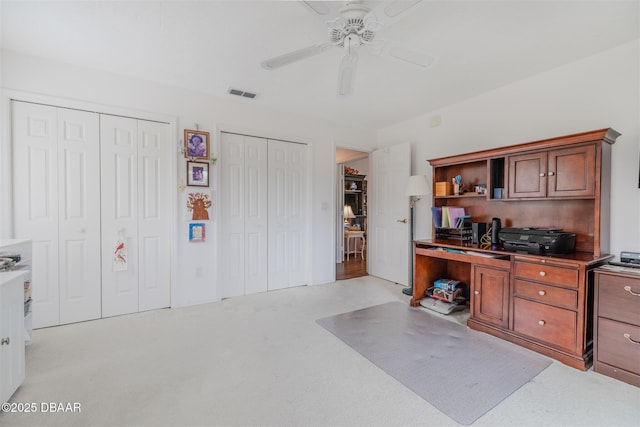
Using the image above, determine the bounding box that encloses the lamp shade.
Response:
[343,205,356,219]
[406,175,430,196]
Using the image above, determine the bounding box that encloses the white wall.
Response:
[378,40,640,259]
[344,158,369,176]
[0,50,377,307]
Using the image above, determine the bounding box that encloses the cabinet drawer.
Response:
[596,317,640,377]
[597,273,640,325]
[514,279,577,310]
[513,297,577,352]
[514,261,579,288]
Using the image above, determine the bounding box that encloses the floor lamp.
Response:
[402,175,430,296]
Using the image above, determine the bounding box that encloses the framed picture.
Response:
[189,223,205,242]
[184,129,210,159]
[187,161,209,187]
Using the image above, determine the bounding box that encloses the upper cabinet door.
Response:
[508,151,547,198]
[507,144,596,199]
[547,144,596,198]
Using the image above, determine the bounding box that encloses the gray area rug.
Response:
[316,301,552,425]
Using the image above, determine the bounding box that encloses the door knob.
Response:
[397,219,408,224]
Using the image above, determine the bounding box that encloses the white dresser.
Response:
[0,271,26,403]
[0,239,32,344]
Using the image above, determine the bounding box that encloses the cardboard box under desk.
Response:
[435,182,453,196]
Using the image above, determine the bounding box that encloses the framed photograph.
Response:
[189,223,205,242]
[184,129,210,159]
[187,161,209,187]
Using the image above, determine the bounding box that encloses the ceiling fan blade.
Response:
[262,43,334,70]
[365,0,424,29]
[337,50,359,97]
[369,39,436,69]
[388,45,435,69]
[383,0,423,18]
[301,1,332,16]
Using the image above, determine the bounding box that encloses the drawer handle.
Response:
[538,320,546,326]
[539,271,546,277]
[623,333,640,345]
[538,290,546,296]
[1,337,9,346]
[474,290,480,295]
[548,171,555,176]
[624,285,640,297]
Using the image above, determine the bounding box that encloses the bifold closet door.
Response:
[267,139,307,290]
[100,115,170,317]
[12,102,102,327]
[219,133,268,298]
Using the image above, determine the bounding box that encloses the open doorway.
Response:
[336,147,369,280]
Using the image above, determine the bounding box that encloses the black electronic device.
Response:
[498,227,576,255]
[472,222,487,244]
[609,251,640,268]
[491,218,501,247]
[620,251,640,265]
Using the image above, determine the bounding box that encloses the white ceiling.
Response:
[1,1,638,131]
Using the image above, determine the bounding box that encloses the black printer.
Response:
[498,227,576,255]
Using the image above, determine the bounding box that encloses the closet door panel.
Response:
[57,108,101,324]
[268,140,307,290]
[287,145,306,286]
[220,133,246,298]
[137,120,170,311]
[243,137,268,295]
[12,102,60,328]
[101,115,139,317]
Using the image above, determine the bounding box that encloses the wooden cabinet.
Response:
[1,271,26,403]
[472,266,510,328]
[593,267,640,387]
[413,128,620,370]
[508,144,596,199]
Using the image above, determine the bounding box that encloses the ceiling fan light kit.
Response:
[262,0,433,97]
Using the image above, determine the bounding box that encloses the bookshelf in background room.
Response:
[344,174,367,231]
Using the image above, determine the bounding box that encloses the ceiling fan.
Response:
[261,0,434,97]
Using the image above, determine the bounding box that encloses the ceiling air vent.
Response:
[228,88,258,99]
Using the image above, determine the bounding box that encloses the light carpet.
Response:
[317,301,552,425]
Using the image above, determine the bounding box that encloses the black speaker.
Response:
[491,217,502,247]
[472,222,487,244]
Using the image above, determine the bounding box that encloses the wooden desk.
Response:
[413,239,612,370]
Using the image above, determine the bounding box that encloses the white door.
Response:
[219,132,268,298]
[137,120,171,311]
[100,115,171,317]
[268,139,307,290]
[12,102,101,327]
[13,102,60,328]
[368,143,411,285]
[100,115,139,317]
[57,108,101,324]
